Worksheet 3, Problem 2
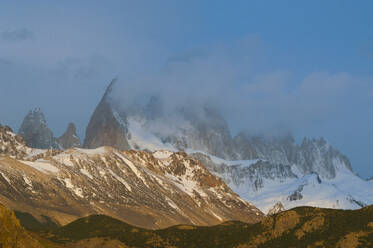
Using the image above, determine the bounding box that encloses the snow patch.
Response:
[23,175,32,188]
[75,147,108,155]
[0,172,10,184]
[153,150,173,159]
[80,169,93,179]
[127,117,177,152]
[22,160,59,174]
[108,169,132,191]
[63,178,84,198]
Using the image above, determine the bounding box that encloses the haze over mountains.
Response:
[11,79,373,215]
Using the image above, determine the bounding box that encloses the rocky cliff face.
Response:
[233,133,352,179]
[18,108,81,151]
[0,125,28,159]
[57,123,81,149]
[0,127,263,229]
[84,79,130,150]
[18,108,59,149]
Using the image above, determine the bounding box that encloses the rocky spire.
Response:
[57,122,81,149]
[84,78,130,150]
[18,108,59,149]
[299,137,352,179]
[267,201,285,215]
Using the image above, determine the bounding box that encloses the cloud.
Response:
[110,39,372,138]
[0,28,34,42]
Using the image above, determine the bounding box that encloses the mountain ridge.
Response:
[79,79,371,213]
[38,205,373,248]
[0,125,263,229]
[18,108,81,150]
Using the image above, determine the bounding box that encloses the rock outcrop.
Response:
[18,108,59,149]
[57,123,81,149]
[0,124,27,158]
[18,109,81,151]
[268,201,285,215]
[233,133,352,179]
[84,79,130,150]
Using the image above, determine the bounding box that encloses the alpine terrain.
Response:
[0,124,263,229]
[19,108,81,150]
[82,79,373,214]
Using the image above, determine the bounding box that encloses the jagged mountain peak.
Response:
[22,108,47,127]
[300,136,353,177]
[84,79,130,150]
[57,122,81,149]
[267,201,285,215]
[80,78,367,214]
[101,77,117,103]
[66,122,77,134]
[18,108,59,149]
[301,137,330,151]
[84,79,236,159]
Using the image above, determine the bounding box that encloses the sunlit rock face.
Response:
[84,79,130,150]
[0,127,264,228]
[268,201,285,215]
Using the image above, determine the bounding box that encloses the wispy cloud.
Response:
[0,28,33,42]
[111,40,372,138]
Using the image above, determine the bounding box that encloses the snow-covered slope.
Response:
[0,125,263,228]
[81,79,373,214]
[106,114,373,214]
[192,153,373,214]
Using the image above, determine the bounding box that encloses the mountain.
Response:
[84,79,130,150]
[83,79,373,214]
[233,133,352,179]
[2,198,373,248]
[84,79,237,159]
[40,205,373,248]
[18,108,81,150]
[192,146,373,213]
[57,123,81,149]
[0,203,43,248]
[0,125,263,229]
[18,108,59,149]
[267,201,285,215]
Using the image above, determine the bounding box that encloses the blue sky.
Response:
[0,0,372,177]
